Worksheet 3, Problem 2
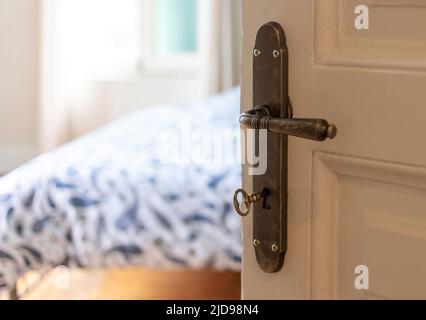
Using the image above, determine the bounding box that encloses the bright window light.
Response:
[56,0,141,80]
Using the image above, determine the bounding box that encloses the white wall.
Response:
[0,0,38,172]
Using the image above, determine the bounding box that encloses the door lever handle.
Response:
[239,105,337,141]
[240,21,338,273]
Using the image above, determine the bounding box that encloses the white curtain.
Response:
[38,0,141,152]
[38,0,242,152]
[38,0,70,152]
[206,0,242,94]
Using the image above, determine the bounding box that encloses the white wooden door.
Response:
[241,0,426,300]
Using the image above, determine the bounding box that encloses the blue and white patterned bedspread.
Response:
[0,88,242,289]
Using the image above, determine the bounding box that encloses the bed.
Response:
[0,88,242,293]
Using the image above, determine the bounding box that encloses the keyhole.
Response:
[262,188,271,210]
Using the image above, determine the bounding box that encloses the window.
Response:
[142,0,203,73]
[56,0,142,80]
[55,0,204,80]
[154,0,198,55]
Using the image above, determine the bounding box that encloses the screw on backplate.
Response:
[271,244,279,252]
[253,49,261,57]
[273,50,280,58]
[253,239,260,247]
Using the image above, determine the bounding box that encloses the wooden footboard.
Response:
[22,268,241,300]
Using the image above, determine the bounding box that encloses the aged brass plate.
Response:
[252,22,288,273]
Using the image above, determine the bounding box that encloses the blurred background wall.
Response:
[0,0,38,173]
[0,0,242,173]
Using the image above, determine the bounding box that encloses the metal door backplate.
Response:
[252,22,288,273]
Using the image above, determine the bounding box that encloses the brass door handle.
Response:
[239,105,337,141]
[239,21,338,273]
[233,188,269,217]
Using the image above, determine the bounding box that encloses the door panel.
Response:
[343,0,426,43]
[242,0,426,299]
[316,0,426,71]
[312,152,426,299]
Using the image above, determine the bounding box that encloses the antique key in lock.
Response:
[233,188,270,216]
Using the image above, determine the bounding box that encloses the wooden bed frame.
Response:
[19,268,241,300]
